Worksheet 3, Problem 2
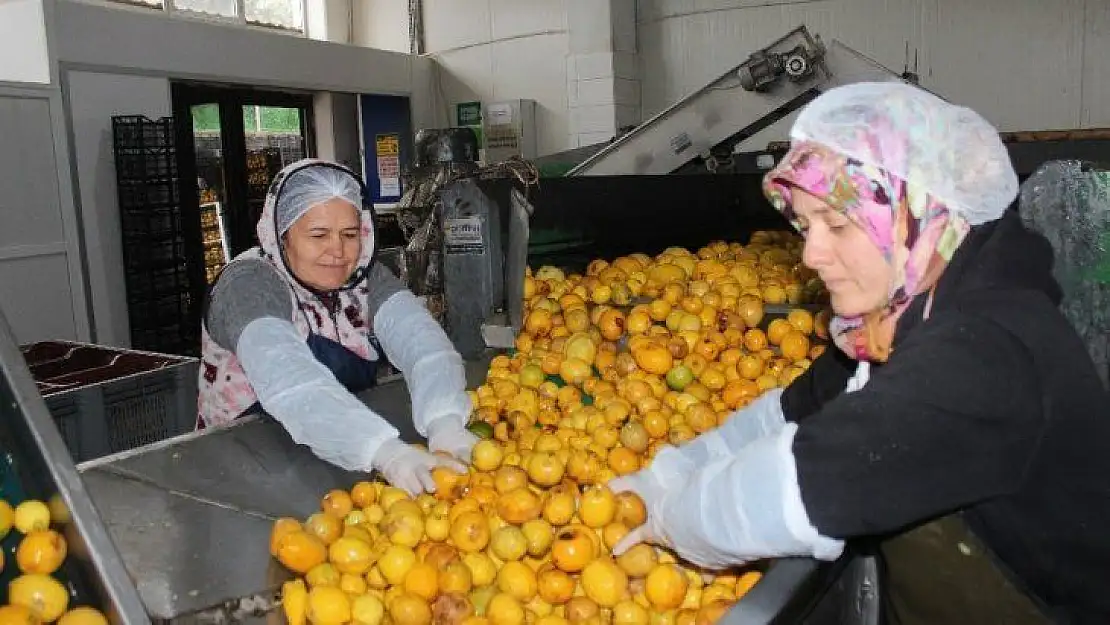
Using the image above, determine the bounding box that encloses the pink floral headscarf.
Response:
[761,83,1017,362]
[762,141,970,362]
[197,159,379,427]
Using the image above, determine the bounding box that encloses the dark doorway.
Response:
[171,82,315,288]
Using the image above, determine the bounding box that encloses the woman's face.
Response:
[791,189,894,317]
[283,198,361,291]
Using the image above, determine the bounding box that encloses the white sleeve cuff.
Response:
[775,423,845,561]
[661,422,844,569]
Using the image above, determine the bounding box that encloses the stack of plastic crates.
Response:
[112,115,198,356]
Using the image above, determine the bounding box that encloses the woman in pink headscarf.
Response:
[608,83,1110,624]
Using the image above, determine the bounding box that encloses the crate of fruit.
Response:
[19,341,198,463]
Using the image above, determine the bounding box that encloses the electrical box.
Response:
[482,99,538,164]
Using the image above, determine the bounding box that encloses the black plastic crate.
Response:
[128,326,197,357]
[121,235,187,271]
[121,206,183,239]
[128,294,191,330]
[127,294,191,327]
[123,267,189,301]
[111,115,174,152]
[114,150,178,182]
[117,179,180,209]
[19,341,199,463]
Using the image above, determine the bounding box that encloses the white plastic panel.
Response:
[0,96,65,247]
[0,255,76,343]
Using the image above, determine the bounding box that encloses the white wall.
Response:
[353,0,410,53]
[420,0,571,156]
[65,71,171,347]
[638,0,1105,134]
[306,0,356,43]
[314,92,363,172]
[0,0,51,84]
[330,93,362,169]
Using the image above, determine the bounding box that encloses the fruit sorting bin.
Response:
[20,341,199,463]
[0,310,151,623]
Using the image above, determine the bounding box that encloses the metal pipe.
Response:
[408,0,424,55]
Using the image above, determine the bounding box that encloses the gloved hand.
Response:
[608,476,672,556]
[607,444,698,555]
[371,437,467,497]
[426,416,479,463]
[609,423,844,570]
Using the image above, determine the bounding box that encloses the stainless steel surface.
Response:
[83,417,361,521]
[76,358,494,623]
[506,187,533,336]
[568,27,909,177]
[79,467,287,621]
[441,178,506,360]
[477,186,534,350]
[0,310,151,625]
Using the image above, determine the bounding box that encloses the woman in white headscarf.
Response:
[608,83,1110,624]
[198,159,476,496]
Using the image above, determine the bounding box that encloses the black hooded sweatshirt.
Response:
[780,211,1110,623]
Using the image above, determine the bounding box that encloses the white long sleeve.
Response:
[373,291,471,436]
[235,316,398,471]
[674,387,786,465]
[656,422,844,569]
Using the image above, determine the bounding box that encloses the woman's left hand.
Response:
[426,416,479,462]
[605,444,700,555]
[607,475,671,556]
[611,424,846,570]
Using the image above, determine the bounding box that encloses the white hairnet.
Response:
[276,165,363,235]
[788,81,1018,225]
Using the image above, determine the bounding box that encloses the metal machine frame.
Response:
[568,26,912,177]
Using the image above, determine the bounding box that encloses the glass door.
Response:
[242,105,309,231]
[173,84,314,279]
[171,84,314,345]
[189,103,233,284]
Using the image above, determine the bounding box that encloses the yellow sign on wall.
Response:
[375,134,400,157]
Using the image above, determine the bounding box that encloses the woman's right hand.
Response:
[371,437,467,497]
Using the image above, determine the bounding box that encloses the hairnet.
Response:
[276,164,364,236]
[786,81,1017,225]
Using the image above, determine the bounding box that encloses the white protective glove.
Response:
[606,389,785,552]
[371,438,468,497]
[611,443,697,508]
[673,387,786,465]
[373,291,475,460]
[610,422,844,570]
[236,317,399,471]
[426,416,480,463]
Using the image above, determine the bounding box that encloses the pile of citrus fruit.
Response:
[0,496,110,625]
[270,234,829,625]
